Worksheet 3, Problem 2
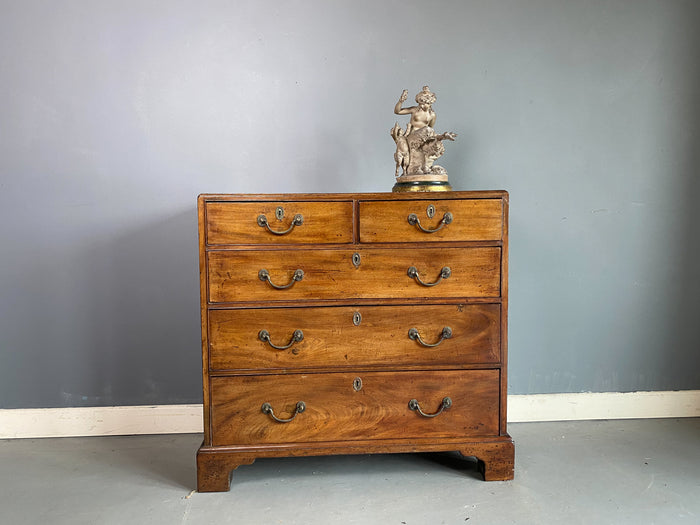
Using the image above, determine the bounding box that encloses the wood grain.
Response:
[359,198,503,243]
[500,193,509,435]
[210,370,500,446]
[209,304,500,371]
[207,247,501,303]
[197,196,212,444]
[206,200,353,245]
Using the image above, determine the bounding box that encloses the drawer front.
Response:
[206,201,353,245]
[359,199,503,243]
[207,247,501,303]
[209,304,500,371]
[210,370,500,446]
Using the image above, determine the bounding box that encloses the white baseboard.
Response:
[1,391,698,439]
[507,390,700,423]
[0,404,204,439]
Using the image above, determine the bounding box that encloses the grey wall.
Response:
[1,0,698,408]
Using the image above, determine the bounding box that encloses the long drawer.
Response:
[207,247,501,303]
[209,304,500,371]
[210,370,500,446]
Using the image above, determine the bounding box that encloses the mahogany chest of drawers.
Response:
[196,191,514,492]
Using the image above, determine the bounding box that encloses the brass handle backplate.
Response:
[407,266,451,287]
[257,213,303,235]
[408,397,452,418]
[261,401,306,423]
[259,329,304,351]
[258,268,304,289]
[408,326,452,347]
[407,212,453,233]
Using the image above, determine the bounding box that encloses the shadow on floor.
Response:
[82,434,485,491]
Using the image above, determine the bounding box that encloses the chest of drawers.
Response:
[196,191,514,492]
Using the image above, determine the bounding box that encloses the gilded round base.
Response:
[392,180,453,193]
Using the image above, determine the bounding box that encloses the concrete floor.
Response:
[1,419,698,525]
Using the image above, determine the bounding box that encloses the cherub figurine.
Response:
[391,86,457,186]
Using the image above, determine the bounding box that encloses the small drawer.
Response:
[206,201,353,245]
[359,198,503,243]
[207,247,501,303]
[209,304,500,371]
[210,370,500,446]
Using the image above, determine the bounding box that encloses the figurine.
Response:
[391,86,456,192]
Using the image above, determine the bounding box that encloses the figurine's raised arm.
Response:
[394,86,437,137]
[394,89,413,115]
